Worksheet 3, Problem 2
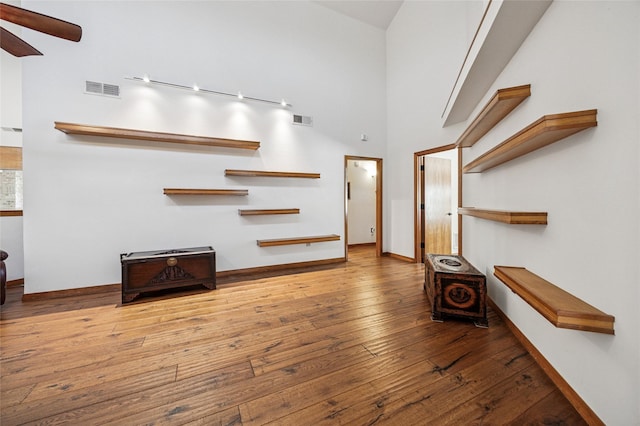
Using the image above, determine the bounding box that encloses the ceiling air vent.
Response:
[85,80,120,98]
[292,114,313,127]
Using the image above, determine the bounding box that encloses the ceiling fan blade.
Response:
[0,26,42,56]
[0,2,81,42]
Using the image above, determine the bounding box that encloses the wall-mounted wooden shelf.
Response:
[257,234,340,247]
[494,266,615,334]
[458,207,547,225]
[239,208,300,216]
[0,210,23,217]
[163,188,248,196]
[54,122,260,150]
[463,109,597,173]
[455,84,531,148]
[225,169,320,179]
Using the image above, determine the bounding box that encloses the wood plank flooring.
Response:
[0,246,586,425]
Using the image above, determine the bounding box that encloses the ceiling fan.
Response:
[0,2,82,57]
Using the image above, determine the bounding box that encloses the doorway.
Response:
[414,145,460,263]
[344,156,382,259]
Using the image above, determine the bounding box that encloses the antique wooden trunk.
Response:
[424,253,487,327]
[120,246,216,303]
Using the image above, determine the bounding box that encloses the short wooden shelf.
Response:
[463,109,597,173]
[455,84,531,148]
[257,234,340,247]
[239,208,300,216]
[494,266,615,334]
[54,122,260,150]
[163,188,248,196]
[458,207,547,225]
[225,169,320,179]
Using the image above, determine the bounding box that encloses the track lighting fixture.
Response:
[126,75,292,108]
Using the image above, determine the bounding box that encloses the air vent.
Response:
[85,80,120,98]
[103,83,120,97]
[85,80,102,94]
[1,127,22,132]
[292,114,313,127]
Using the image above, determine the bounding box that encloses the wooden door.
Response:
[424,156,452,256]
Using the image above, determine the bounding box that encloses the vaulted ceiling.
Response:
[314,0,403,30]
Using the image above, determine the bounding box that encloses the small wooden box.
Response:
[120,246,216,303]
[424,254,487,327]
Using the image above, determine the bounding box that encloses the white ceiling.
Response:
[314,1,403,30]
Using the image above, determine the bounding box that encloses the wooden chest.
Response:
[424,254,487,327]
[120,246,216,303]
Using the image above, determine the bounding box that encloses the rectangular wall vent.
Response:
[292,114,313,127]
[85,81,120,98]
[102,83,120,97]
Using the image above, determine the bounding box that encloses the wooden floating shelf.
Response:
[494,266,615,334]
[463,109,597,173]
[225,169,320,179]
[458,207,547,225]
[455,84,531,148]
[163,188,248,196]
[239,208,300,216]
[54,122,260,150]
[257,234,340,247]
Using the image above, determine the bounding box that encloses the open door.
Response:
[415,146,458,263]
[424,156,452,256]
[344,156,382,259]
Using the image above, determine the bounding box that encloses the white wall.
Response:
[460,2,639,424]
[0,216,23,282]
[21,1,386,293]
[385,1,470,259]
[1,2,25,282]
[388,1,639,424]
[1,0,22,135]
[347,159,376,245]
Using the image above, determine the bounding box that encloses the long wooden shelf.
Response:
[463,109,597,173]
[239,208,300,216]
[494,266,615,334]
[257,234,340,247]
[225,169,320,179]
[54,122,260,150]
[163,188,248,196]
[458,207,547,224]
[455,84,531,148]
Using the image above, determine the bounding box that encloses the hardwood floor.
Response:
[0,246,585,425]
